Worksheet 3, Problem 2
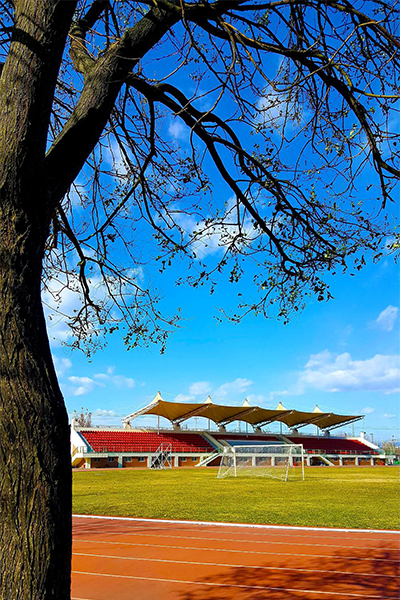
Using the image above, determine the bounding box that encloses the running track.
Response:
[72,515,400,600]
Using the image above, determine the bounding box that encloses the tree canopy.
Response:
[1,0,398,355]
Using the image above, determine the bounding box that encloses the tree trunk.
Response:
[0,200,72,599]
[0,3,76,596]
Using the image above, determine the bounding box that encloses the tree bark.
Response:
[0,205,72,600]
[0,1,77,598]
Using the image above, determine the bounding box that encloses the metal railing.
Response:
[72,445,211,454]
[305,449,379,455]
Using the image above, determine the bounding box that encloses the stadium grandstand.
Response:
[71,392,386,469]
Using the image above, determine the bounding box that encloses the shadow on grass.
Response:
[179,543,400,600]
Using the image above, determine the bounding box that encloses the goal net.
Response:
[217,444,305,481]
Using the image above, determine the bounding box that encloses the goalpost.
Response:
[217,444,305,481]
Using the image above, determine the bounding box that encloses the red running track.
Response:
[72,515,400,600]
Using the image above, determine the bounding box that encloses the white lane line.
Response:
[74,538,400,562]
[73,514,400,535]
[75,530,400,552]
[72,570,399,599]
[73,551,400,578]
[73,523,396,543]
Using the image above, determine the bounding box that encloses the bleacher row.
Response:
[80,430,214,453]
[215,433,377,455]
[214,434,279,443]
[79,430,377,456]
[287,436,379,455]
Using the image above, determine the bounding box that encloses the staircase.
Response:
[71,445,92,467]
[196,451,220,467]
[150,443,172,469]
[315,454,335,466]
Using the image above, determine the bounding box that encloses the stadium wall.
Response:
[70,425,388,469]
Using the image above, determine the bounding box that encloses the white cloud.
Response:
[103,139,129,178]
[184,378,254,403]
[42,272,107,346]
[168,211,227,259]
[256,84,309,134]
[68,376,105,396]
[112,375,135,389]
[93,409,117,417]
[362,407,375,414]
[192,207,255,259]
[389,387,400,395]
[91,408,121,426]
[52,355,72,378]
[93,369,135,389]
[43,282,80,344]
[258,90,292,127]
[189,381,212,396]
[215,378,253,398]
[168,119,186,140]
[74,388,88,397]
[167,197,256,260]
[299,350,400,394]
[273,350,400,397]
[374,305,398,332]
[43,265,143,349]
[174,393,195,403]
[69,376,95,386]
[67,184,85,209]
[383,413,396,419]
[69,376,95,396]
[246,394,271,407]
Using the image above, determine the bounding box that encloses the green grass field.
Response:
[72,466,400,530]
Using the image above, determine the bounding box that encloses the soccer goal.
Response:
[217,444,305,481]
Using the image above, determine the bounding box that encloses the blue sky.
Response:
[48,241,399,442]
[44,7,399,443]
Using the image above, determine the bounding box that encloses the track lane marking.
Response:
[73,523,397,543]
[74,539,400,562]
[73,514,400,535]
[73,551,400,578]
[74,531,400,552]
[72,570,399,598]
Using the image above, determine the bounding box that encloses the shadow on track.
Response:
[179,543,400,600]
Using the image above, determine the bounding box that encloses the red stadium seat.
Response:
[80,430,214,453]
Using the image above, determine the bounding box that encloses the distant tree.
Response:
[382,441,396,455]
[0,1,398,598]
[72,407,92,428]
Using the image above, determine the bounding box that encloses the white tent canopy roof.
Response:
[122,394,363,431]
